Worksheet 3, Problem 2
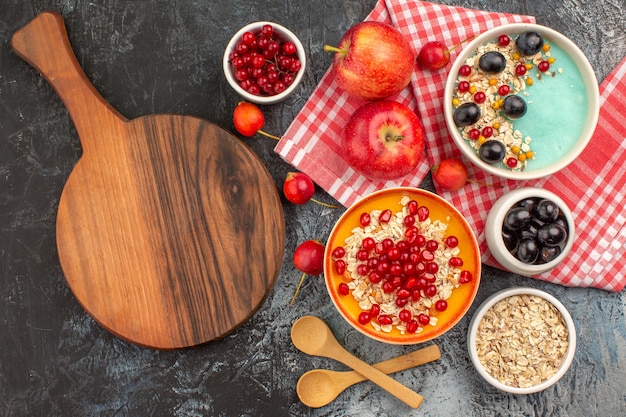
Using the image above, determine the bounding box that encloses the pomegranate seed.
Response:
[387,247,401,261]
[411,290,421,302]
[378,315,393,325]
[418,313,430,326]
[407,200,419,215]
[334,259,346,274]
[403,215,416,227]
[379,209,392,223]
[435,299,448,311]
[360,212,371,226]
[403,262,416,275]
[395,297,409,307]
[370,304,381,317]
[382,281,395,293]
[368,271,382,284]
[415,277,428,290]
[420,250,435,262]
[424,284,437,298]
[406,319,419,333]
[362,237,375,251]
[382,238,394,250]
[459,270,473,284]
[396,241,408,252]
[417,206,429,222]
[338,282,350,296]
[358,311,371,324]
[390,263,402,276]
[396,288,410,299]
[367,257,379,269]
[398,309,412,322]
[449,256,464,267]
[414,262,426,276]
[425,240,439,252]
[332,246,345,259]
[390,276,402,288]
[405,225,418,238]
[356,264,369,276]
[357,249,369,261]
[426,261,439,274]
[414,235,426,247]
[404,277,418,290]
[445,236,459,248]
[423,272,437,283]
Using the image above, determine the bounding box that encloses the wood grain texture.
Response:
[11,11,284,349]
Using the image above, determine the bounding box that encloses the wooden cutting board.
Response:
[11,11,285,349]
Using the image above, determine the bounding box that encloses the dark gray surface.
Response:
[1,1,625,416]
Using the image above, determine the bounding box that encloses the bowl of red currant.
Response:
[223,21,306,104]
[485,187,575,276]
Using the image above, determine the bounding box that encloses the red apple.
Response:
[324,21,415,100]
[342,100,424,180]
[432,158,469,191]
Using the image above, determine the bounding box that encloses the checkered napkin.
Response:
[274,0,626,292]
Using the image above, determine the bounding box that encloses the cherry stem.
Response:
[445,34,476,53]
[323,45,348,54]
[290,272,307,305]
[467,178,503,189]
[310,198,340,209]
[257,129,281,141]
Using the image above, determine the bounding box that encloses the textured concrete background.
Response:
[1,1,625,416]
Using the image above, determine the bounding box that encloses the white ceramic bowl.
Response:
[444,23,599,180]
[223,21,306,105]
[468,287,576,394]
[485,187,574,276]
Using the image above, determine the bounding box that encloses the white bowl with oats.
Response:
[468,287,576,394]
[443,23,599,180]
[325,187,481,345]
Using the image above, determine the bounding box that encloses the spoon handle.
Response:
[338,344,441,390]
[328,342,425,408]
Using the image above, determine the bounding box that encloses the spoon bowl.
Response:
[291,316,425,409]
[297,344,441,408]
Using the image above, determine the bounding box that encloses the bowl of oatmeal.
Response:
[443,23,599,180]
[467,287,576,394]
[324,187,481,344]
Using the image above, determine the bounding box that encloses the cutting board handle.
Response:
[11,11,125,154]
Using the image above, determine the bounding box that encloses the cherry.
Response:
[291,240,325,305]
[232,101,281,140]
[417,36,475,71]
[432,158,469,191]
[282,172,338,208]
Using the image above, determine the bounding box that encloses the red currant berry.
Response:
[506,157,518,168]
[242,31,256,45]
[282,41,297,55]
[482,126,494,138]
[261,24,274,37]
[515,64,527,76]
[457,80,470,93]
[474,91,486,104]
[538,60,550,72]
[498,34,511,47]
[468,128,481,140]
[498,84,511,96]
[459,64,472,77]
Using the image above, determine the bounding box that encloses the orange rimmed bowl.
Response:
[324,187,481,344]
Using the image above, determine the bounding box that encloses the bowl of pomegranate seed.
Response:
[443,23,599,180]
[325,187,481,344]
[223,21,306,104]
[468,287,576,394]
[484,187,575,276]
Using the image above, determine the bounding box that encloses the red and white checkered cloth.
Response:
[274,0,626,292]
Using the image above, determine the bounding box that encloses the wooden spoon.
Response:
[11,12,285,349]
[297,344,440,408]
[290,316,424,409]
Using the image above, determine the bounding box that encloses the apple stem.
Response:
[257,129,281,141]
[323,45,348,54]
[310,198,340,209]
[290,272,307,306]
[386,134,405,143]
